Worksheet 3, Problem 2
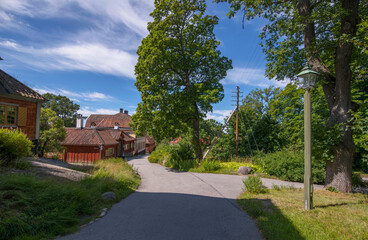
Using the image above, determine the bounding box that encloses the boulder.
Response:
[237,166,252,175]
[101,192,116,200]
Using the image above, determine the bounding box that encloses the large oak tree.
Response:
[220,0,367,192]
[132,0,232,159]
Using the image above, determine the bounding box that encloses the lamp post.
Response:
[297,65,319,210]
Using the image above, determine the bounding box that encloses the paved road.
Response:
[59,155,323,240]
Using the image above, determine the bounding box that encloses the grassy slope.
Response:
[0,158,140,240]
[238,188,368,240]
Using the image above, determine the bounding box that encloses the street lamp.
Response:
[297,65,319,210]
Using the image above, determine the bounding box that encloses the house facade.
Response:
[61,109,154,163]
[0,69,46,150]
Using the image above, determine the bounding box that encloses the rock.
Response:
[99,208,108,217]
[237,166,252,175]
[101,192,116,200]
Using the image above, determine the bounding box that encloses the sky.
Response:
[0,0,288,123]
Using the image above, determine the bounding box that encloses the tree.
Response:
[132,0,232,159]
[42,93,80,127]
[38,108,66,157]
[219,0,368,192]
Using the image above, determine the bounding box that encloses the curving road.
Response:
[61,155,316,240]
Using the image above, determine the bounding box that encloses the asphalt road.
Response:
[59,155,265,240]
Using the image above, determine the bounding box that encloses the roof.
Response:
[123,132,135,141]
[62,128,119,146]
[85,112,131,128]
[0,69,46,101]
[146,136,155,144]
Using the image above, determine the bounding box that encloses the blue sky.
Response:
[0,0,287,122]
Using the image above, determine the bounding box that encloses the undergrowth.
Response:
[0,158,140,240]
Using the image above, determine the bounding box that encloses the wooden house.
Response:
[0,69,46,150]
[61,110,152,163]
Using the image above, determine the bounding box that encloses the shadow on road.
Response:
[59,192,262,240]
[237,198,304,240]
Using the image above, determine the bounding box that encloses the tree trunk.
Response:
[298,0,360,192]
[192,102,202,160]
[324,0,359,193]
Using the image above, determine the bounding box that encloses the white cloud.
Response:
[78,106,118,116]
[206,109,233,122]
[224,67,289,88]
[34,88,115,102]
[0,41,137,78]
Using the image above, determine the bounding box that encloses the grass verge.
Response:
[238,188,368,240]
[0,158,140,240]
[189,161,264,175]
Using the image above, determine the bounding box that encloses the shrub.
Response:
[352,173,366,187]
[326,186,339,193]
[202,160,221,171]
[148,142,170,164]
[165,140,197,171]
[0,129,33,166]
[243,176,267,194]
[253,151,325,184]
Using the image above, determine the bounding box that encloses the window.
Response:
[106,147,114,157]
[0,104,17,126]
[91,122,96,128]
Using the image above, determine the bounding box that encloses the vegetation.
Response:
[38,108,66,157]
[0,129,33,166]
[0,158,140,240]
[218,0,368,192]
[238,188,368,240]
[253,151,326,184]
[132,0,232,159]
[42,93,80,127]
[242,176,268,194]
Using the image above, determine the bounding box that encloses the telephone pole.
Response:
[232,86,241,159]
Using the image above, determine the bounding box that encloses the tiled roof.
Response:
[62,128,119,146]
[146,136,155,144]
[0,69,46,101]
[85,112,131,128]
[122,132,135,141]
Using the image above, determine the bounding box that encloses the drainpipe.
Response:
[99,145,103,159]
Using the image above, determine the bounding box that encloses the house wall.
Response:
[0,96,37,139]
[146,143,155,153]
[122,140,134,156]
[63,144,118,163]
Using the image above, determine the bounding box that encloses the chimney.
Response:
[76,114,83,129]
[120,108,124,113]
[124,110,128,114]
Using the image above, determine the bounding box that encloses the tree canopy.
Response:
[218,0,368,192]
[132,0,232,159]
[42,93,80,127]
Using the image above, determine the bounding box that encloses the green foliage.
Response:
[202,159,221,171]
[351,172,366,187]
[165,139,197,171]
[132,0,232,157]
[0,129,33,166]
[148,141,170,164]
[242,176,267,194]
[0,158,139,240]
[38,108,66,157]
[326,186,339,193]
[14,160,31,170]
[42,93,80,127]
[253,151,326,184]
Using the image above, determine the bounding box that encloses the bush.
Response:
[164,140,197,171]
[352,173,366,187]
[243,176,267,194]
[148,142,170,164]
[0,129,33,166]
[202,160,221,171]
[253,151,326,184]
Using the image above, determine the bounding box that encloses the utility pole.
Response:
[232,86,241,159]
[236,86,239,158]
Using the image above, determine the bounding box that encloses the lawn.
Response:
[0,158,140,240]
[238,188,368,240]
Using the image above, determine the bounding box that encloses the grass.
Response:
[238,188,368,240]
[189,160,264,175]
[0,158,140,240]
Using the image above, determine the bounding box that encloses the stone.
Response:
[101,192,116,200]
[237,166,252,175]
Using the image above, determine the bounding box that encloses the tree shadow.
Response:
[237,197,305,240]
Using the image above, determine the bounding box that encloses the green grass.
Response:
[238,188,368,240]
[0,158,140,240]
[189,161,264,175]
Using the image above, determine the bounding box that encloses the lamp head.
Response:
[297,65,319,89]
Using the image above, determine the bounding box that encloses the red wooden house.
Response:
[0,69,46,150]
[61,109,152,163]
